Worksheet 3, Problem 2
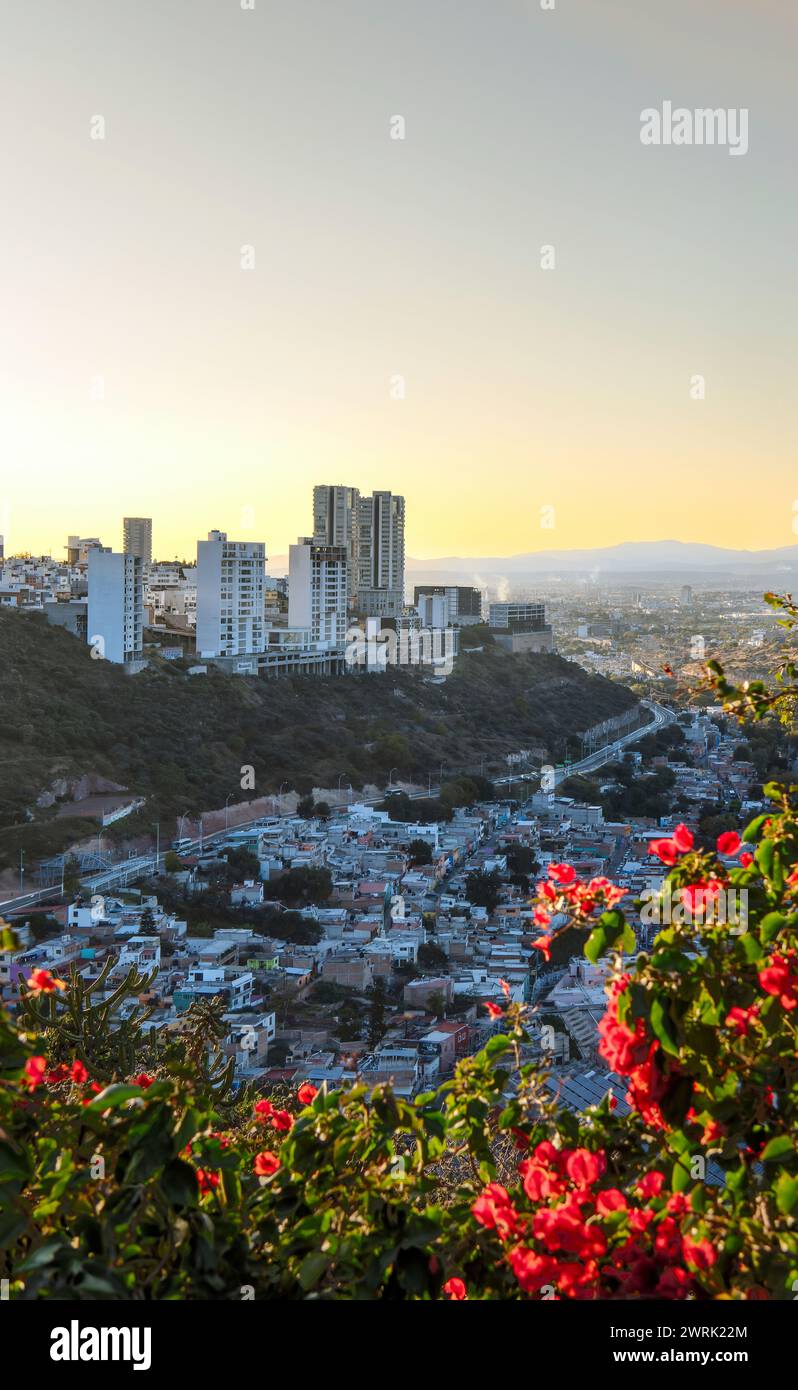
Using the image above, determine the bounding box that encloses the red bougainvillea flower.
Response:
[22,1055,47,1089]
[740,852,754,868]
[81,1081,103,1106]
[472,1184,522,1241]
[598,1009,649,1075]
[548,862,577,885]
[596,1188,628,1215]
[70,1059,89,1084]
[530,935,552,962]
[297,1083,318,1105]
[672,824,694,853]
[45,1063,69,1084]
[253,1098,274,1121]
[196,1168,220,1195]
[519,1157,566,1204]
[508,1246,559,1295]
[716,831,741,856]
[565,1148,606,1188]
[725,1004,759,1036]
[681,879,724,915]
[649,824,693,865]
[499,978,511,998]
[759,953,798,1010]
[26,968,67,996]
[682,1235,717,1271]
[635,1171,666,1200]
[532,1207,607,1259]
[533,907,551,928]
[587,876,627,908]
[649,838,679,866]
[254,1150,281,1177]
[133,1073,154,1089]
[270,1109,294,1133]
[442,1276,467,1300]
[483,1000,503,1018]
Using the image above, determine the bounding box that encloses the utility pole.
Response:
[19,850,24,895]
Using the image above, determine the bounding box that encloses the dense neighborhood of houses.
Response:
[2,707,763,1115]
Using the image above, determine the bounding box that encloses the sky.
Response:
[1,0,796,563]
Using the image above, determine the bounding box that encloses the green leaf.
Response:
[0,1140,32,1184]
[298,1250,329,1291]
[161,1158,198,1208]
[742,815,769,844]
[84,1083,145,1112]
[761,1136,794,1163]
[650,998,679,1056]
[776,1171,798,1215]
[760,912,787,944]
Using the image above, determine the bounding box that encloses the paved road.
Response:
[0,700,673,916]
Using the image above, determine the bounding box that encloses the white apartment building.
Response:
[87,550,144,664]
[356,491,405,618]
[123,516,153,565]
[288,537,348,645]
[196,530,266,658]
[312,484,360,602]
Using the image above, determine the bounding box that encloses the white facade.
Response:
[87,550,144,663]
[196,530,266,657]
[288,538,348,644]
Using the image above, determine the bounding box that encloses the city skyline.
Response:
[2,1,796,559]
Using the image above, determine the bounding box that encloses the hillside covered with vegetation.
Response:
[0,610,639,869]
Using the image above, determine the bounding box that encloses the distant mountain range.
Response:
[269,540,798,585]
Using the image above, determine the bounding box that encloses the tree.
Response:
[417,941,447,969]
[296,795,315,818]
[408,839,433,866]
[367,978,387,1047]
[315,801,331,821]
[164,850,183,873]
[426,990,446,1019]
[505,845,538,877]
[272,867,332,906]
[465,870,502,913]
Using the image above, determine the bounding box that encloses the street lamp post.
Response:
[279,782,289,815]
[388,767,399,791]
[225,794,234,831]
[19,850,24,895]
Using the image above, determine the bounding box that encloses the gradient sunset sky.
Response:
[1,0,795,562]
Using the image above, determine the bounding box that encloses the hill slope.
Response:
[0,611,639,867]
